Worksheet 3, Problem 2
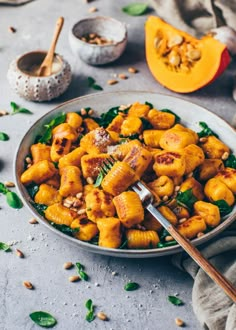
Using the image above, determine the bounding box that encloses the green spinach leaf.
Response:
[0,242,11,252]
[224,154,236,169]
[176,188,198,210]
[168,296,184,306]
[0,132,9,141]
[122,3,148,16]
[29,311,57,328]
[27,183,39,199]
[38,113,66,144]
[213,200,233,216]
[51,223,79,237]
[198,122,218,138]
[31,202,48,216]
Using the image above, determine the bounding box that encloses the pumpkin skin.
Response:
[145,16,230,93]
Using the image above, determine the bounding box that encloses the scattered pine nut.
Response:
[80,108,87,116]
[86,177,94,184]
[175,318,185,327]
[88,6,97,13]
[118,74,128,80]
[186,172,193,178]
[97,312,108,321]
[63,202,71,208]
[175,185,180,192]
[222,151,229,160]
[107,79,118,85]
[76,192,83,199]
[4,181,15,188]
[77,208,86,215]
[23,281,33,290]
[25,157,32,164]
[16,249,24,258]
[162,195,169,202]
[8,26,16,33]
[88,109,94,116]
[119,104,131,111]
[0,110,9,116]
[128,67,138,74]
[63,262,73,269]
[199,137,207,143]
[179,218,187,224]
[197,232,204,238]
[73,199,82,208]
[29,218,38,224]
[69,275,80,282]
[165,235,174,242]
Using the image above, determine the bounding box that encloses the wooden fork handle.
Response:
[168,225,236,303]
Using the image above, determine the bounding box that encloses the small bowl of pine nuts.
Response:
[69,16,128,65]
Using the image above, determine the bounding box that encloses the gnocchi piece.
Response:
[120,116,143,136]
[126,229,160,249]
[50,137,71,162]
[148,176,174,197]
[31,143,51,164]
[147,109,175,129]
[80,127,114,154]
[113,191,144,228]
[183,144,205,174]
[59,166,82,197]
[194,201,220,227]
[177,215,207,239]
[52,123,78,141]
[204,178,235,206]
[101,161,137,196]
[83,118,99,132]
[34,183,62,206]
[153,151,186,177]
[107,114,124,133]
[198,159,224,181]
[159,124,198,150]
[66,112,82,129]
[44,171,61,189]
[180,177,204,201]
[81,154,111,179]
[85,188,115,222]
[123,145,152,178]
[142,213,162,232]
[58,147,86,171]
[172,205,190,220]
[112,139,142,160]
[143,129,164,148]
[45,203,78,226]
[128,102,150,118]
[200,135,230,159]
[158,205,178,226]
[71,218,98,241]
[215,167,236,194]
[20,160,57,185]
[97,217,122,248]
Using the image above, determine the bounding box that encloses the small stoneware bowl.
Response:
[69,16,128,65]
[7,51,72,102]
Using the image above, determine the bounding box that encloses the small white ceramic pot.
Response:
[69,16,128,65]
[7,51,72,102]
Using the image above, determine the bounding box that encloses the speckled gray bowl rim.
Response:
[14,91,236,258]
[70,16,128,48]
[15,50,64,78]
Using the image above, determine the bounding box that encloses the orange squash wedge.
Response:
[145,16,231,93]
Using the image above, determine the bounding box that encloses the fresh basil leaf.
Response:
[76,262,88,281]
[31,202,48,216]
[0,182,8,194]
[96,106,120,127]
[176,188,198,210]
[10,101,18,112]
[6,191,23,209]
[124,282,139,291]
[16,108,32,114]
[27,183,39,199]
[89,235,99,245]
[157,241,177,248]
[86,310,95,322]
[168,296,184,306]
[141,117,153,130]
[224,154,236,169]
[51,223,79,236]
[213,200,233,216]
[38,113,66,144]
[94,171,104,188]
[92,84,103,91]
[85,299,93,311]
[145,101,153,109]
[88,77,96,87]
[198,122,218,138]
[0,242,11,252]
[29,311,57,328]
[0,132,9,141]
[161,109,180,124]
[10,102,32,115]
[76,262,84,271]
[122,3,148,16]
[38,128,52,144]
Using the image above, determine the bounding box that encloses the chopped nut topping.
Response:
[80,108,87,116]
[25,157,32,164]
[222,151,229,160]
[179,218,187,224]
[80,33,114,45]
[199,137,207,143]
[86,177,94,184]
[165,235,174,242]
[77,208,86,215]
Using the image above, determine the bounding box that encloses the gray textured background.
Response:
[0,0,236,329]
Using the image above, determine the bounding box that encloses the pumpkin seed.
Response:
[169,54,181,66]
[154,36,162,49]
[168,35,183,48]
[187,49,201,61]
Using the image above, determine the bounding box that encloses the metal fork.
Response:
[101,158,236,302]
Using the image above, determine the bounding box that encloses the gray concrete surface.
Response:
[0,1,236,329]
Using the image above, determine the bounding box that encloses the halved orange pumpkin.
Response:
[145,16,230,93]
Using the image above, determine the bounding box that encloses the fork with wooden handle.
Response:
[131,180,236,303]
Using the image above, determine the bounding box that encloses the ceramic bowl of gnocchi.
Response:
[14,91,236,258]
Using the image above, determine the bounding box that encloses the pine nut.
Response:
[128,67,138,73]
[87,177,94,184]
[63,202,71,208]
[73,199,82,208]
[25,157,32,164]
[80,108,87,116]
[197,232,204,238]
[88,109,94,116]
[107,79,118,85]
[165,235,174,242]
[222,152,229,160]
[76,192,83,199]
[199,137,207,143]
[23,281,33,289]
[175,185,180,192]
[69,275,80,282]
[97,312,108,321]
[77,208,86,215]
[29,218,38,224]
[63,262,73,269]
[88,6,97,13]
[179,218,187,224]
[0,110,9,116]
[186,172,193,178]
[16,249,24,258]
[4,181,15,188]
[175,318,184,327]
[8,26,16,33]
[118,74,128,80]
[162,195,169,202]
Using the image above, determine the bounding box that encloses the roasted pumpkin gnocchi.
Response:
[20,101,236,250]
